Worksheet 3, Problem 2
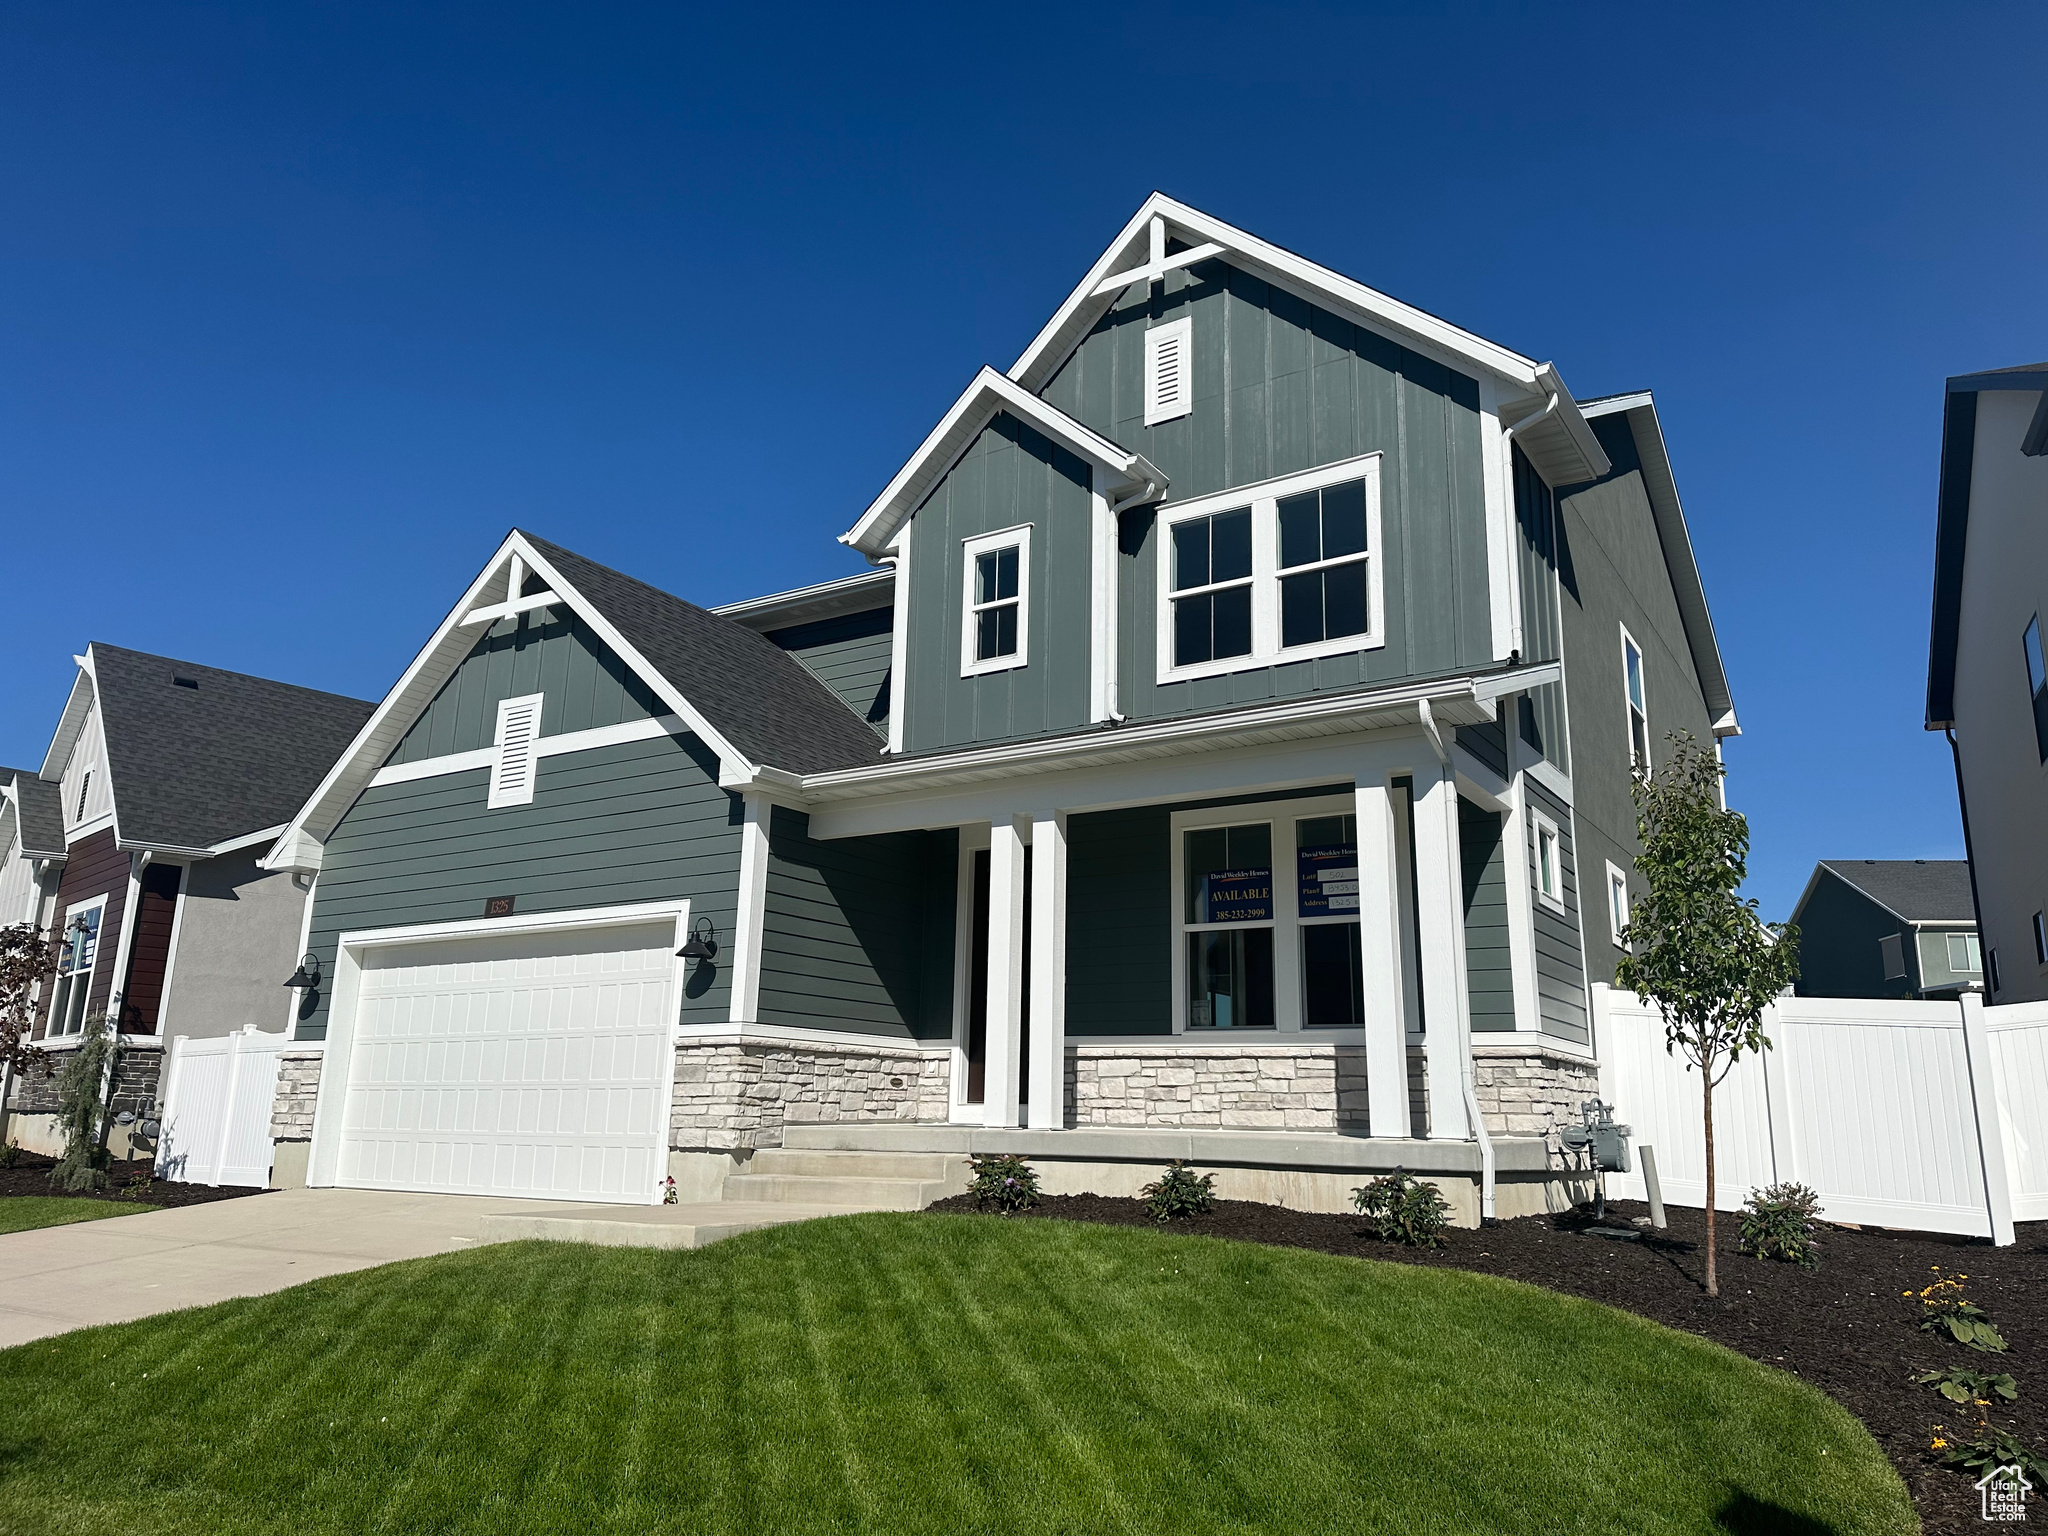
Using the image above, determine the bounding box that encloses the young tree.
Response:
[0,922,55,1150]
[1614,733,1799,1298]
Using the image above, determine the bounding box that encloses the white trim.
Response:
[487,693,545,809]
[1604,859,1631,948]
[960,524,1033,678]
[1153,453,1385,685]
[1524,754,1573,806]
[206,823,289,858]
[332,898,691,953]
[673,1021,953,1055]
[1027,809,1067,1129]
[1619,622,1650,775]
[1532,811,1565,914]
[104,854,145,1029]
[711,568,895,629]
[1478,375,1515,661]
[459,589,562,628]
[884,522,911,755]
[44,891,111,1039]
[1143,316,1194,426]
[368,714,688,789]
[1089,470,1120,724]
[727,794,771,1024]
[983,816,1028,1126]
[152,861,192,1032]
[283,871,318,1033]
[66,810,115,845]
[1500,758,1543,1036]
[948,821,987,1121]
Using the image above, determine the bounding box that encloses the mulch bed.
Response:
[0,1151,266,1209]
[928,1191,2046,1534]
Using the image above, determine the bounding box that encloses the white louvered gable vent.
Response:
[1143,317,1193,426]
[488,693,544,809]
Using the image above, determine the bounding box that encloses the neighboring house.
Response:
[1926,361,2048,1000]
[0,767,66,930]
[2,645,373,1156]
[258,195,1736,1218]
[1787,860,1981,1000]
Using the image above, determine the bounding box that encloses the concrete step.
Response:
[721,1173,951,1211]
[748,1147,966,1182]
[478,1201,866,1251]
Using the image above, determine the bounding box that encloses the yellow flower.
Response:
[1933,1437,1948,1450]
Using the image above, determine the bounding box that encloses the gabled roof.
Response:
[84,645,377,854]
[1007,193,1611,489]
[1577,391,1738,736]
[1794,859,1976,927]
[2,766,69,860]
[1927,363,2048,729]
[842,367,1164,559]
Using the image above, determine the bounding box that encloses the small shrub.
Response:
[0,1139,19,1169]
[1932,1425,2048,1481]
[1915,1366,2018,1406]
[967,1153,1040,1213]
[50,1013,113,1193]
[1910,1268,2008,1353]
[1140,1160,1216,1222]
[1352,1168,1451,1248]
[1738,1181,1824,1269]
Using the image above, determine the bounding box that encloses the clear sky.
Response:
[5,4,2044,919]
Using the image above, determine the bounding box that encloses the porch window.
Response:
[1181,821,1274,1029]
[961,525,1032,677]
[1295,814,1363,1027]
[47,898,105,1039]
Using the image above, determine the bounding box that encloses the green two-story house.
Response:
[260,195,1734,1220]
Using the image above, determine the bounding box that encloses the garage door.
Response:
[338,920,675,1204]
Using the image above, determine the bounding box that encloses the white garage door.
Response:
[338,920,675,1204]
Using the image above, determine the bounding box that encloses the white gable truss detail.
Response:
[260,531,755,873]
[1009,194,1611,490]
[842,366,1165,559]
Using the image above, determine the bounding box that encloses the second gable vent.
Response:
[488,693,544,809]
[1144,317,1193,426]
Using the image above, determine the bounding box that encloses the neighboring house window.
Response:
[487,693,544,809]
[47,897,106,1038]
[2026,616,2048,763]
[1606,861,1630,947]
[1947,932,1982,973]
[1143,317,1192,426]
[1532,813,1564,911]
[1880,933,1907,981]
[960,525,1032,677]
[1180,819,1275,1030]
[1157,454,1385,683]
[1621,627,1650,774]
[2034,911,2047,967]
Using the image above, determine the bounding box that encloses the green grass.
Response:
[0,1196,157,1235]
[0,1214,1911,1536]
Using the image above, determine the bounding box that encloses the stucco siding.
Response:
[159,851,311,1040]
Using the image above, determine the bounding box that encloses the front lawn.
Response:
[0,1196,158,1235]
[0,1214,1911,1535]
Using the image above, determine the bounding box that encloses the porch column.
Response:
[983,814,1029,1127]
[1353,776,1411,1139]
[1026,811,1068,1129]
[726,793,771,1024]
[1409,762,1473,1140]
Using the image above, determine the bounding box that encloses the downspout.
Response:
[1497,383,1561,663]
[1948,727,1992,993]
[1102,471,1164,724]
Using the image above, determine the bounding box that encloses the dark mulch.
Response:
[0,1151,266,1209]
[929,1191,2045,1535]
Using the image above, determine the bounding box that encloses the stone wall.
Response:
[5,1041,161,1119]
[670,1040,950,1151]
[1471,1045,1600,1140]
[1070,1045,1370,1132]
[269,1050,324,1142]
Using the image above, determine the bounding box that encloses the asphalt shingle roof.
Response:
[1818,859,1976,924]
[522,534,886,776]
[91,645,377,851]
[1,767,65,857]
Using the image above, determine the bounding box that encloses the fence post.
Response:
[1759,994,1797,1188]
[154,1035,184,1178]
[1959,988,2017,1247]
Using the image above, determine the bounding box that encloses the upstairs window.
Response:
[1621,627,1650,774]
[1533,813,1565,912]
[2025,616,2048,762]
[961,525,1031,677]
[1606,861,1631,947]
[1143,317,1192,425]
[1947,932,1982,974]
[1157,454,1384,683]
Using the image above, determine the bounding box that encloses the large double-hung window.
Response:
[47,896,106,1039]
[1157,453,1384,683]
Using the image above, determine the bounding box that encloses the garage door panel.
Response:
[340,920,673,1205]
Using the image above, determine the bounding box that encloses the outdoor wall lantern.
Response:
[677,918,719,961]
[283,953,322,990]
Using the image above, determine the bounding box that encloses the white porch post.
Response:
[1409,762,1473,1140]
[983,815,1029,1128]
[1354,775,1411,1139]
[1027,811,1068,1129]
[726,793,772,1024]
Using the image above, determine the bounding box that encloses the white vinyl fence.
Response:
[155,1027,294,1188]
[1595,985,2048,1245]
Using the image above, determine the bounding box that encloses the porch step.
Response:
[747,1147,967,1183]
[479,1201,867,1250]
[721,1173,954,1211]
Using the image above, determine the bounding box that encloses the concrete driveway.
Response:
[0,1187,562,1347]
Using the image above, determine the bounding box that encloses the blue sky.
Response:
[4,4,2044,918]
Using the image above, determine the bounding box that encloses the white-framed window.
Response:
[1621,625,1650,774]
[1946,932,1982,974]
[1532,812,1565,913]
[1155,453,1385,684]
[1168,793,1370,1034]
[960,525,1032,677]
[487,693,544,809]
[1880,933,1907,981]
[47,894,108,1039]
[1143,317,1192,425]
[1605,861,1631,947]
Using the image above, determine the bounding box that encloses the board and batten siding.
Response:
[758,809,955,1040]
[384,605,661,766]
[1067,806,1175,1036]
[767,608,893,739]
[1527,778,1590,1045]
[900,412,1095,754]
[296,731,742,1040]
[41,829,130,1036]
[1514,446,1570,773]
[1459,796,1514,1033]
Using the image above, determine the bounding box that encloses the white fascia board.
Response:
[842,367,1163,558]
[37,665,96,782]
[207,823,291,858]
[711,569,896,630]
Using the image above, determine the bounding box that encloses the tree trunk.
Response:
[1703,1067,1718,1297]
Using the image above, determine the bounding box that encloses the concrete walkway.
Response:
[0,1187,859,1347]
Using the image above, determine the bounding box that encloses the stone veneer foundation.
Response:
[670,1039,951,1151]
[1470,1043,1602,1140]
[1069,1044,1371,1132]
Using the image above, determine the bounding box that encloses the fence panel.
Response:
[155,1029,289,1188]
[1987,1001,2048,1222]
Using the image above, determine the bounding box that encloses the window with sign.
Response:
[1156,453,1384,683]
[1295,813,1363,1026]
[1180,821,1274,1029]
[47,897,105,1039]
